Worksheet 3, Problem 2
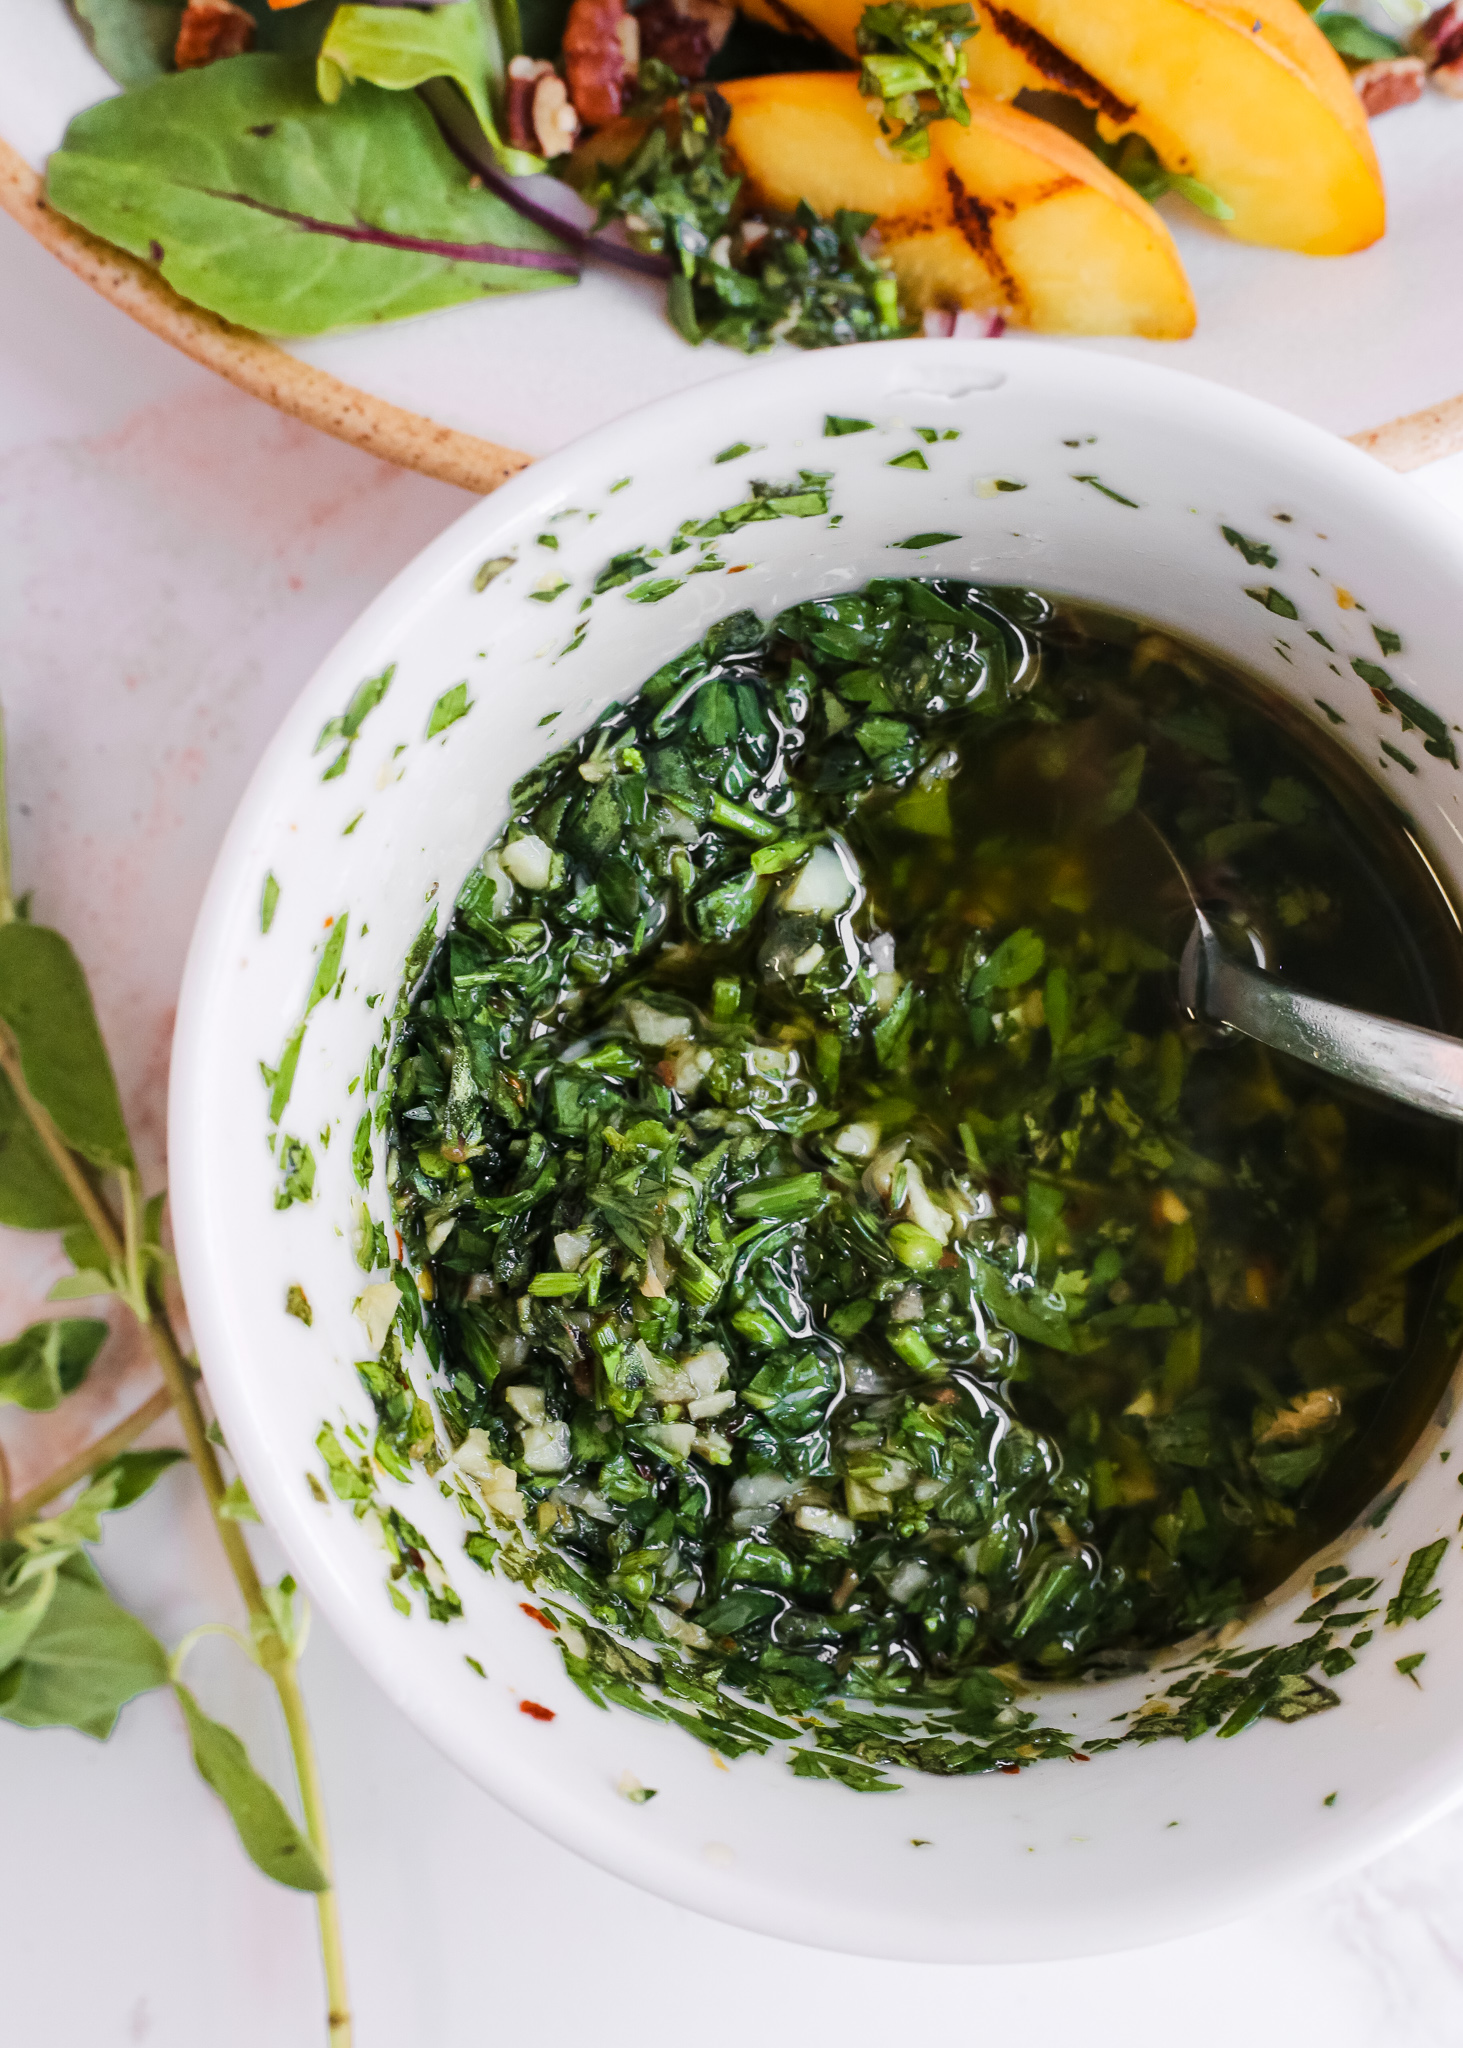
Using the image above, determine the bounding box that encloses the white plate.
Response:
[6,0,1461,456]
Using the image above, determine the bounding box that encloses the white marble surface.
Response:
[7,202,1463,2046]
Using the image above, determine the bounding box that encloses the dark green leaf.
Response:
[315,664,393,778]
[698,1587,780,1633]
[46,58,576,339]
[1221,526,1278,568]
[1387,1539,1447,1626]
[0,1317,109,1412]
[174,1682,330,1891]
[0,1067,86,1230]
[0,923,133,1170]
[1319,11,1402,59]
[91,1447,186,1511]
[789,1746,898,1791]
[426,683,473,738]
[65,0,183,85]
[1245,586,1299,620]
[267,917,347,1125]
[273,1134,317,1208]
[1073,475,1139,508]
[0,1555,167,1738]
[970,928,1045,996]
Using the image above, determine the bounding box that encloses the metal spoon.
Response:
[1137,816,1463,1125]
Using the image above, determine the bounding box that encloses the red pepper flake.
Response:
[727,564,750,574]
[520,1602,557,1632]
[393,1232,405,1262]
[997,1762,1021,1775]
[1071,1753,1091,1763]
[519,1699,556,1721]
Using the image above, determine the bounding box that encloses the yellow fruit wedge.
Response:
[734,0,1384,253]
[717,72,1197,336]
[964,0,1382,252]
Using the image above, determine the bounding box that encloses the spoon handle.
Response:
[1181,921,1463,1124]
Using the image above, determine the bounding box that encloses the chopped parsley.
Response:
[386,581,1463,1759]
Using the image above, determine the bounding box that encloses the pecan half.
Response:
[1353,55,1426,114]
[507,56,583,157]
[563,0,640,128]
[1414,0,1463,89]
[636,0,735,82]
[174,0,254,68]
[1412,0,1463,65]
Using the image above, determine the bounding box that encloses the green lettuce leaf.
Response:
[65,0,182,84]
[318,3,540,175]
[45,55,577,338]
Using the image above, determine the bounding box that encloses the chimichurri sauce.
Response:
[391,581,1463,1686]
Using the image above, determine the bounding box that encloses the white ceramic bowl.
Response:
[171,340,1463,1963]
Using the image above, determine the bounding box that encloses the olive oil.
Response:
[394,580,1463,1695]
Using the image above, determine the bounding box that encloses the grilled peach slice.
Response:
[717,72,1195,336]
[963,0,1382,253]
[734,0,1384,254]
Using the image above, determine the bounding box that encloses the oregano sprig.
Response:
[0,713,350,2043]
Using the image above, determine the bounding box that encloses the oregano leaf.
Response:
[0,1562,60,1677]
[0,1067,85,1230]
[91,1447,187,1511]
[0,923,134,1170]
[174,1682,330,1891]
[0,1555,168,1738]
[0,1316,109,1412]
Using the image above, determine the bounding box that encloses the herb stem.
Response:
[0,1023,125,1271]
[275,1657,352,2046]
[0,1022,350,2035]
[121,1168,147,1335]
[0,1381,174,1535]
[142,1292,270,1620]
[419,78,672,280]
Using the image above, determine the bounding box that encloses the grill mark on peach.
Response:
[944,170,1023,315]
[754,0,827,39]
[982,5,1137,125]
